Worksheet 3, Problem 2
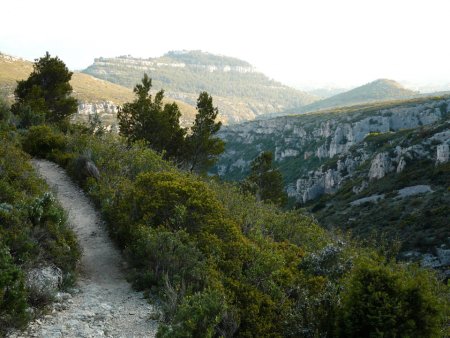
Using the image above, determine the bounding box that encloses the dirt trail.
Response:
[10,160,158,338]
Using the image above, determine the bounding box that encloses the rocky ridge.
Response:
[214,96,450,274]
[82,51,318,123]
[215,96,450,202]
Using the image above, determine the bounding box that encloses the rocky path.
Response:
[9,160,158,338]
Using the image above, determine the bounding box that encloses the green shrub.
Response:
[22,125,66,159]
[157,289,226,338]
[0,245,29,335]
[126,226,207,292]
[133,172,226,235]
[337,258,449,338]
[53,130,449,337]
[0,135,80,332]
[0,98,11,123]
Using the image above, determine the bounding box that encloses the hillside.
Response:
[0,52,197,127]
[213,96,450,272]
[292,79,419,114]
[1,61,448,336]
[82,50,319,123]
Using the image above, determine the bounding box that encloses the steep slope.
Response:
[0,53,197,127]
[295,79,419,114]
[82,50,319,123]
[213,96,450,270]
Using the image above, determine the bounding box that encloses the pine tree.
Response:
[243,151,287,206]
[185,92,224,173]
[12,52,77,126]
[117,73,186,160]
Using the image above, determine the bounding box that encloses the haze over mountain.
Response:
[294,79,419,114]
[82,50,319,123]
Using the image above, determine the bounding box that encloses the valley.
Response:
[1,47,449,337]
[214,95,450,273]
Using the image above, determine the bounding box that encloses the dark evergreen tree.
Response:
[11,52,77,126]
[117,73,186,160]
[243,151,287,206]
[185,92,224,173]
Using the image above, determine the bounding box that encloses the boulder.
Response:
[26,266,63,301]
[368,152,391,180]
[84,160,101,181]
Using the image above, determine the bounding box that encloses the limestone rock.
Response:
[26,266,63,300]
[368,152,391,180]
[84,160,101,181]
[352,180,368,194]
[77,101,118,117]
[215,97,450,203]
[436,248,450,267]
[396,157,406,173]
[436,143,449,164]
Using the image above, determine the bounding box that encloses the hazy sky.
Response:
[1,0,449,89]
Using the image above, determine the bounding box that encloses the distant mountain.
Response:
[82,50,319,123]
[0,52,197,127]
[292,79,419,114]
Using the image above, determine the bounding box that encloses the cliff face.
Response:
[215,96,450,275]
[215,97,450,203]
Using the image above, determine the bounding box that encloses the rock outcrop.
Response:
[26,266,63,301]
[215,97,450,203]
[436,143,449,164]
[368,152,392,180]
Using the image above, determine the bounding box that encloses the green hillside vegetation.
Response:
[214,94,450,277]
[2,55,449,337]
[0,112,80,335]
[82,50,318,122]
[288,79,419,114]
[17,122,447,337]
[308,121,450,255]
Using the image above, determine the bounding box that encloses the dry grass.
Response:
[0,53,197,124]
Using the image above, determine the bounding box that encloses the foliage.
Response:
[22,125,66,159]
[157,288,226,338]
[337,257,449,338]
[0,97,11,123]
[0,135,80,333]
[0,245,29,335]
[34,126,448,337]
[184,92,224,174]
[11,52,77,126]
[242,151,287,206]
[117,73,186,160]
[88,112,106,136]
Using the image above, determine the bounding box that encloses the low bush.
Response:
[0,135,80,334]
[46,130,448,337]
[22,125,66,159]
[0,245,29,334]
[337,257,449,338]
